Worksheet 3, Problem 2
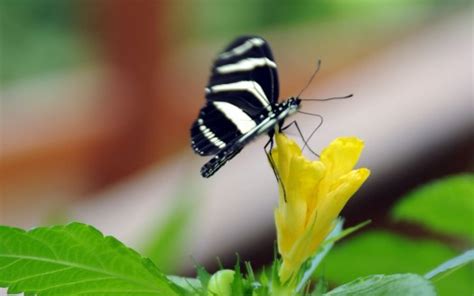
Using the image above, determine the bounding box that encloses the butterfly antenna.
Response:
[302,93,354,101]
[296,59,321,98]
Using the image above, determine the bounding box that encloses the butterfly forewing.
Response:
[209,36,279,106]
[191,36,280,157]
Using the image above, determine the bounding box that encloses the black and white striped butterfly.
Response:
[191,36,350,178]
[191,35,304,178]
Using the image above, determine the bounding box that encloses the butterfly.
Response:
[191,36,351,178]
[190,35,305,178]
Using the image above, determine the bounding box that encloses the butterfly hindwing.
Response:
[191,102,243,156]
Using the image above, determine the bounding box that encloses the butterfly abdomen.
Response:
[201,146,244,178]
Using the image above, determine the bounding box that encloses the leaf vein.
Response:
[9,266,74,284]
[0,258,22,271]
[0,254,160,290]
[35,276,115,292]
[74,289,160,295]
[21,231,60,260]
[61,227,107,270]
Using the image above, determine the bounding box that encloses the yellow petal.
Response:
[317,137,365,199]
[273,134,325,255]
[307,168,371,253]
[275,196,306,253]
[272,132,302,185]
[321,137,364,180]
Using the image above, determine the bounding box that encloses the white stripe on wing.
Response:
[212,101,257,133]
[210,81,271,110]
[198,124,226,149]
[219,38,265,59]
[216,57,276,74]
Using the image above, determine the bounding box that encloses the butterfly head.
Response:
[275,97,301,125]
[286,97,301,114]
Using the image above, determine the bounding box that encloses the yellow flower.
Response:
[272,133,370,282]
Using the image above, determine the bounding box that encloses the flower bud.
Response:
[207,269,235,296]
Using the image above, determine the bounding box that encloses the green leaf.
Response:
[324,274,436,296]
[312,277,328,296]
[0,223,180,295]
[195,264,211,290]
[391,174,474,241]
[319,231,473,296]
[244,261,256,283]
[231,258,244,295]
[425,249,474,280]
[168,276,201,293]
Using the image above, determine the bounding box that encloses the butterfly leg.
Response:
[264,137,287,202]
[296,112,324,156]
[282,120,320,157]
